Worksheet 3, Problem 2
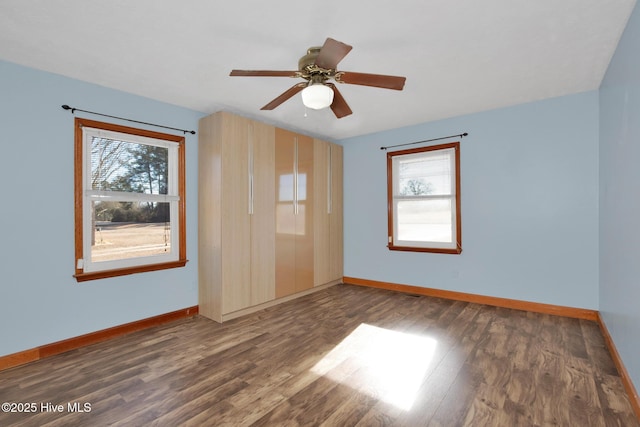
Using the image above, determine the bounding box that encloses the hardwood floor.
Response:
[0,284,637,426]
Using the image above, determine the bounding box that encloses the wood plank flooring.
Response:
[0,284,637,426]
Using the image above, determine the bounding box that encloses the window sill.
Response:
[74,259,188,282]
[387,245,461,254]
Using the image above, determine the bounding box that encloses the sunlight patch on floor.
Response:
[311,323,437,410]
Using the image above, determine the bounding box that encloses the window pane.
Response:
[91,201,171,262]
[397,151,452,196]
[397,199,452,243]
[91,137,169,195]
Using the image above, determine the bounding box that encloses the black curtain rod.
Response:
[61,105,196,135]
[380,132,468,150]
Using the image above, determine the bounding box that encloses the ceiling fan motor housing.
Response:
[298,47,323,73]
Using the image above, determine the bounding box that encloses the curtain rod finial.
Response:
[61,104,71,110]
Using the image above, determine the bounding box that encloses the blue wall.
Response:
[600,2,640,392]
[340,91,600,309]
[0,60,203,357]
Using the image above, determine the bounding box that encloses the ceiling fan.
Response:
[230,38,406,119]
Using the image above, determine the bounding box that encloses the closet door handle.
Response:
[327,144,332,214]
[294,137,299,215]
[248,131,254,215]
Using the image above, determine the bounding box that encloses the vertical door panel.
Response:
[275,128,297,298]
[198,113,223,321]
[295,134,314,293]
[221,115,251,313]
[329,143,344,281]
[313,139,331,286]
[250,121,276,304]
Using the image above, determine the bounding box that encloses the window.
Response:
[387,142,461,253]
[74,118,187,281]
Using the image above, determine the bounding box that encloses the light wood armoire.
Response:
[198,111,343,322]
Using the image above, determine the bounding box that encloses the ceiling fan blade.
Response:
[314,38,353,70]
[326,83,352,119]
[337,71,406,90]
[261,83,306,110]
[230,70,299,77]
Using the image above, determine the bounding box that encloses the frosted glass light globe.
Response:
[301,83,334,110]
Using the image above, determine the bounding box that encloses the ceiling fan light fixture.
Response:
[301,83,334,110]
[230,37,405,118]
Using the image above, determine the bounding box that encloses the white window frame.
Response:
[387,142,461,254]
[74,118,187,281]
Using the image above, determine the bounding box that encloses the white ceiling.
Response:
[0,0,636,140]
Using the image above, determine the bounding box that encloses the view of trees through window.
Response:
[88,136,173,263]
[91,137,169,223]
[399,178,434,196]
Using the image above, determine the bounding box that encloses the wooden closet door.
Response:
[249,121,275,305]
[275,128,297,298]
[275,128,314,298]
[313,140,343,286]
[294,133,314,293]
[221,114,251,313]
[329,143,343,281]
[313,139,331,286]
[198,113,223,321]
